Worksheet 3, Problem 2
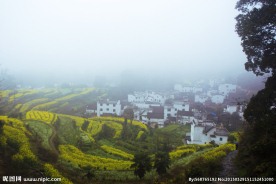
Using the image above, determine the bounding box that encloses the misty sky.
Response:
[0,0,247,83]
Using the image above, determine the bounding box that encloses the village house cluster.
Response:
[86,80,246,145]
[186,120,229,145]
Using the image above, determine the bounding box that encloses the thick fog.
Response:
[0,0,248,85]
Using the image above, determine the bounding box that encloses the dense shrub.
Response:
[44,163,73,184]
[169,144,235,183]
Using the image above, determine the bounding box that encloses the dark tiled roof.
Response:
[147,106,164,119]
[86,103,97,110]
[147,112,164,119]
[150,106,164,113]
[203,125,215,133]
[177,110,193,117]
[214,127,229,136]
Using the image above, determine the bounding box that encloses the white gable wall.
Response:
[164,106,177,119]
[146,93,165,104]
[179,116,195,124]
[164,102,189,119]
[174,84,202,93]
[174,103,189,111]
[219,84,237,96]
[97,100,121,116]
[149,118,165,126]
[133,103,150,109]
[211,135,228,144]
[225,105,238,114]
[195,94,208,103]
[189,123,228,145]
[211,95,225,104]
[128,94,145,103]
[86,109,96,114]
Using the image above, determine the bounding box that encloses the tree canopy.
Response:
[123,107,134,122]
[237,75,276,176]
[235,0,276,75]
[235,0,276,177]
[131,153,152,179]
[154,151,170,176]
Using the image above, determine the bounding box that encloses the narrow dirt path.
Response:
[219,150,238,177]
[48,124,59,155]
[213,150,238,184]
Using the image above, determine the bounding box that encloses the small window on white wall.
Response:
[220,137,223,141]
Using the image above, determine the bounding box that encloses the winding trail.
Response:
[48,124,59,155]
[213,150,238,184]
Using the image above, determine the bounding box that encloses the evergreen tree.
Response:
[131,153,152,179]
[81,120,89,131]
[236,0,276,75]
[236,75,276,176]
[154,151,170,176]
[235,0,276,177]
[123,107,134,123]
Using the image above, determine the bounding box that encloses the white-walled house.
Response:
[97,100,121,117]
[145,91,166,104]
[187,120,229,145]
[128,91,166,105]
[207,90,219,97]
[164,100,190,119]
[207,90,225,104]
[211,94,225,104]
[147,106,165,127]
[224,104,245,119]
[128,93,145,103]
[173,100,189,111]
[174,84,203,93]
[195,94,209,103]
[177,110,194,124]
[224,105,238,114]
[85,104,97,114]
[219,84,237,96]
[164,105,177,119]
[132,103,151,109]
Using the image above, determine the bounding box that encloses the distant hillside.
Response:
[0,88,104,116]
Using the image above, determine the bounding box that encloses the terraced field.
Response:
[26,110,57,124]
[0,88,236,183]
[32,88,94,111]
[27,120,53,150]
